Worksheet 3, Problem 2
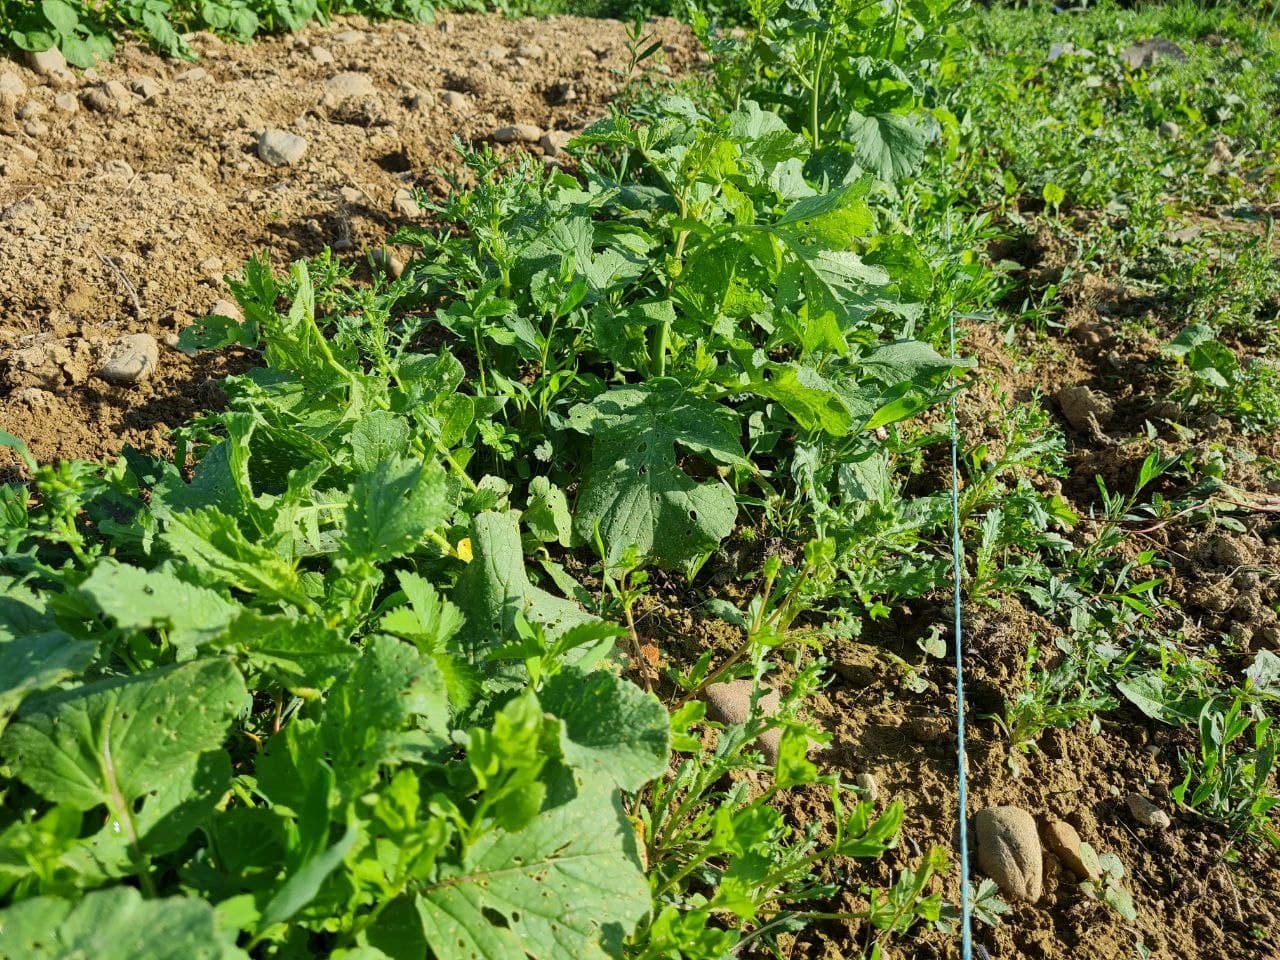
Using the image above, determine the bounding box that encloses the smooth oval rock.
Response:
[975,806,1043,902]
[1127,793,1171,830]
[84,81,134,115]
[258,128,308,166]
[1043,820,1095,880]
[705,679,783,764]
[96,333,159,385]
[855,772,880,803]
[491,123,543,144]
[23,47,67,76]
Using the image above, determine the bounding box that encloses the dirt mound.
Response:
[0,13,699,468]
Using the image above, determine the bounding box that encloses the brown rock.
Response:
[491,123,543,144]
[1127,793,1171,829]
[1043,820,1096,880]
[1056,384,1114,432]
[96,333,159,385]
[975,806,1042,902]
[704,679,783,763]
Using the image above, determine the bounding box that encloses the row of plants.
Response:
[0,1,980,957]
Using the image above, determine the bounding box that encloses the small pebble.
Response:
[131,77,161,100]
[258,128,308,166]
[705,678,784,764]
[175,67,208,82]
[1043,820,1096,880]
[84,80,135,115]
[333,30,366,44]
[491,123,543,144]
[209,299,243,321]
[23,47,67,77]
[54,92,79,114]
[442,90,468,110]
[1127,793,1171,829]
[392,188,419,218]
[311,46,335,65]
[96,333,159,385]
[854,772,879,802]
[369,247,405,279]
[540,129,573,157]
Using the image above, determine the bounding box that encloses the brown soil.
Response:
[0,12,700,469]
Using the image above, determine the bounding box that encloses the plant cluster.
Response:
[0,2,972,957]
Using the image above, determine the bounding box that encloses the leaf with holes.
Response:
[568,382,745,567]
[0,659,250,859]
[415,774,649,960]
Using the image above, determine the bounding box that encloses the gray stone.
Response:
[442,90,468,110]
[258,128,308,166]
[1056,384,1114,432]
[540,129,573,157]
[323,71,375,101]
[1127,793,1171,830]
[333,30,366,44]
[975,806,1042,902]
[209,299,243,321]
[515,42,545,59]
[311,46,335,65]
[1119,38,1187,70]
[491,123,542,144]
[131,77,161,100]
[705,679,783,764]
[0,73,28,99]
[96,333,159,385]
[23,120,48,138]
[1159,120,1181,138]
[18,101,46,120]
[54,92,79,114]
[392,188,419,218]
[23,46,67,76]
[175,67,208,82]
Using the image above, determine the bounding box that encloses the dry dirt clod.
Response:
[333,29,366,44]
[209,299,243,322]
[1127,793,1171,829]
[1042,820,1096,881]
[96,333,159,386]
[1211,138,1235,164]
[0,73,27,101]
[323,71,376,104]
[704,679,783,764]
[1055,384,1114,432]
[441,90,469,110]
[132,77,161,100]
[311,46,335,65]
[175,67,208,83]
[23,47,67,76]
[53,92,78,114]
[975,806,1043,902]
[258,128,308,166]
[84,81,135,115]
[491,123,543,144]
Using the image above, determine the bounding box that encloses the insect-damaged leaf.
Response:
[568,382,745,567]
[1,660,249,858]
[415,774,649,960]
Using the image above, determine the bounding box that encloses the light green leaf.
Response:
[343,456,450,564]
[751,363,852,435]
[568,383,744,567]
[416,777,648,960]
[0,887,248,960]
[453,512,601,662]
[214,611,356,689]
[0,630,95,730]
[842,110,927,181]
[78,560,238,652]
[258,816,360,935]
[542,668,670,792]
[349,411,411,473]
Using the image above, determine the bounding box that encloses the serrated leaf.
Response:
[322,635,448,797]
[1,660,249,859]
[78,560,238,652]
[349,411,411,473]
[214,610,356,689]
[416,777,648,960]
[568,383,744,567]
[0,887,248,960]
[542,668,670,792]
[342,456,450,563]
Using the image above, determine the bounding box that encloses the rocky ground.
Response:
[0,13,700,468]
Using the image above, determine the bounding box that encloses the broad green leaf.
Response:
[416,777,648,960]
[453,512,601,662]
[78,560,238,652]
[0,630,95,729]
[342,456,450,563]
[322,635,448,797]
[257,815,359,935]
[1,661,250,838]
[349,411,411,472]
[524,477,572,546]
[0,887,248,960]
[842,110,927,181]
[214,611,356,689]
[568,383,744,567]
[542,668,670,792]
[751,363,852,435]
